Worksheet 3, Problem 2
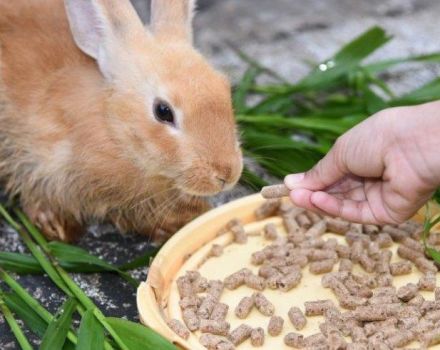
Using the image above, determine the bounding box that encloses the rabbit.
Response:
[0,0,243,242]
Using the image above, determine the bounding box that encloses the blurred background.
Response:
[3,0,440,348]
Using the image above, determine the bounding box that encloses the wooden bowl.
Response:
[136,193,437,349]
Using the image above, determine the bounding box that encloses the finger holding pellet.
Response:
[261,184,290,199]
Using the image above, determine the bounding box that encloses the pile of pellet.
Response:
[167,198,440,349]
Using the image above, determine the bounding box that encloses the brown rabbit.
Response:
[0,0,243,242]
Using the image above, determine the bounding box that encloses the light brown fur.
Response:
[0,0,242,242]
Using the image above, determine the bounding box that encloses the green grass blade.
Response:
[233,66,261,113]
[117,248,160,271]
[39,297,77,350]
[0,252,43,274]
[48,242,139,288]
[297,26,392,90]
[2,291,48,338]
[106,317,177,350]
[0,294,33,350]
[76,309,104,350]
[364,52,440,74]
[391,77,440,106]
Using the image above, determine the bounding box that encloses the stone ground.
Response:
[2,0,440,347]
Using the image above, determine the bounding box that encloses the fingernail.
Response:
[284,173,305,188]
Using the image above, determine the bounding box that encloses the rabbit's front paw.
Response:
[23,205,84,242]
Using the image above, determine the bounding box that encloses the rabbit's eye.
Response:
[154,99,175,126]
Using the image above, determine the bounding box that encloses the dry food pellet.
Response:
[210,303,229,321]
[208,280,224,301]
[182,308,200,331]
[418,271,437,291]
[343,277,372,298]
[258,265,279,279]
[244,273,266,291]
[398,220,422,235]
[368,241,381,259]
[261,184,290,198]
[350,240,363,263]
[209,244,224,257]
[435,287,440,301]
[251,251,266,265]
[230,225,247,244]
[327,328,347,350]
[397,283,419,301]
[199,334,223,349]
[185,270,201,281]
[177,276,193,298]
[401,236,424,252]
[376,250,392,274]
[325,217,350,234]
[364,224,379,235]
[283,214,301,234]
[428,232,440,245]
[350,223,363,233]
[399,316,419,329]
[339,258,353,272]
[296,213,312,229]
[225,218,242,230]
[397,244,423,262]
[358,253,376,273]
[335,245,351,259]
[228,324,252,346]
[308,249,338,261]
[323,238,338,250]
[277,264,300,275]
[198,295,217,319]
[415,256,438,273]
[267,315,284,336]
[304,300,335,316]
[235,296,254,319]
[420,300,440,313]
[421,328,440,347]
[376,232,393,248]
[304,333,327,347]
[167,319,190,340]
[277,270,302,292]
[266,273,282,290]
[193,276,209,293]
[382,225,407,241]
[412,319,434,339]
[278,201,295,214]
[376,273,393,287]
[346,343,367,350]
[288,306,307,330]
[345,231,369,246]
[284,332,304,348]
[254,292,275,316]
[425,309,440,323]
[350,326,367,343]
[307,211,322,224]
[389,260,412,276]
[368,294,397,305]
[216,341,235,350]
[255,199,281,219]
[263,223,278,240]
[305,220,327,238]
[250,327,264,347]
[407,293,425,307]
[309,258,335,274]
[199,319,230,336]
[353,306,389,321]
[285,253,308,267]
[179,296,201,310]
[224,268,251,290]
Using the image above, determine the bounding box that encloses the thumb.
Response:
[284,140,348,191]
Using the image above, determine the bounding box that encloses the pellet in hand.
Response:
[267,315,284,336]
[261,184,290,199]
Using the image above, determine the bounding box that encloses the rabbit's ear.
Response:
[150,0,196,43]
[64,0,147,80]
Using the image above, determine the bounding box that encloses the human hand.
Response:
[284,101,440,224]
